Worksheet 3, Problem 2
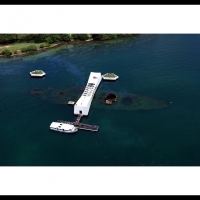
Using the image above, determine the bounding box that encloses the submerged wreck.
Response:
[30,85,172,111]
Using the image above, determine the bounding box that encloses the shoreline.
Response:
[0,39,94,59]
[0,42,64,59]
[10,42,66,58]
[0,35,138,59]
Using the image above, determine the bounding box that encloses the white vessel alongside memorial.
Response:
[50,122,78,133]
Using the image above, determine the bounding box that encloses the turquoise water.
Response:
[1,34,200,166]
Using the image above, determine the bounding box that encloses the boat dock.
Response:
[57,114,99,132]
[74,113,82,125]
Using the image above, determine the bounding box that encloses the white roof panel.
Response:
[50,122,74,130]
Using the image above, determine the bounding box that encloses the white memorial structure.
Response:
[74,72,102,116]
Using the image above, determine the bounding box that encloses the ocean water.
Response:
[0,34,200,166]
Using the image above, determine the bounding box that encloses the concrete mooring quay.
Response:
[57,114,99,132]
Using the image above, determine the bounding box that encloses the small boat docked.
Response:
[102,73,119,81]
[50,122,78,133]
[30,70,46,77]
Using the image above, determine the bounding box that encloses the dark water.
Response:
[1,34,200,166]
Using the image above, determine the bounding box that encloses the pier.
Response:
[57,114,99,132]
[74,113,82,125]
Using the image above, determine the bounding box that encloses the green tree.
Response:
[39,44,44,48]
[45,34,61,44]
[60,34,71,42]
[71,34,90,40]
[21,45,37,52]
[0,34,17,44]
[1,49,12,57]
[33,34,47,43]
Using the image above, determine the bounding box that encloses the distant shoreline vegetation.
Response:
[0,34,139,58]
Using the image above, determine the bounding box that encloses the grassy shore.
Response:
[0,35,137,58]
[0,42,64,58]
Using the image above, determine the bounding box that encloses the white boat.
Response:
[74,72,102,116]
[50,122,78,133]
[102,73,119,81]
[30,70,46,77]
